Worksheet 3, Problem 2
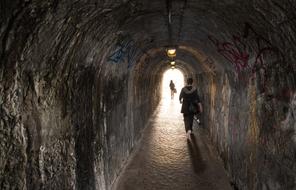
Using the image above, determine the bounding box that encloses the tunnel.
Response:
[0,0,296,189]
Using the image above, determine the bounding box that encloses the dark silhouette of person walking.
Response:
[179,77,203,139]
[169,80,176,99]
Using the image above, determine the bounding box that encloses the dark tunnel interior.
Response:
[0,0,296,189]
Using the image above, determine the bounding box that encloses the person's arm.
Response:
[198,103,203,113]
[195,90,203,113]
[179,89,184,103]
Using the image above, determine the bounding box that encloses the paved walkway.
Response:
[113,97,232,190]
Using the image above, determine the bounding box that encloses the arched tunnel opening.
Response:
[161,68,184,101]
[1,0,296,190]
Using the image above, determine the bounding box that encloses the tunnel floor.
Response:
[112,96,232,190]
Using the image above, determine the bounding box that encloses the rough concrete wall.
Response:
[198,68,295,189]
[197,2,296,188]
[0,1,160,189]
[1,0,296,190]
[93,67,160,190]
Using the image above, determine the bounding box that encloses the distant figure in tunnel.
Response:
[179,77,203,139]
[169,80,176,99]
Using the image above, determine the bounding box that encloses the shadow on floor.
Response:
[187,134,207,174]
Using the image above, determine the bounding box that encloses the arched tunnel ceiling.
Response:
[1,1,296,190]
[106,0,295,75]
[134,47,208,79]
[2,0,295,77]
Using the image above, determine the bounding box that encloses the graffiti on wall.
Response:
[108,34,138,69]
[208,23,287,78]
[208,34,249,73]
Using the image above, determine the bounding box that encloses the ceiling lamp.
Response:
[170,61,176,66]
[171,66,175,69]
[166,48,176,58]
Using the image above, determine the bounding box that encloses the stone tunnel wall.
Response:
[197,70,295,189]
[196,21,296,190]
[1,0,296,190]
[0,1,161,189]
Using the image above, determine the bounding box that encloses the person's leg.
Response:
[188,114,194,132]
[184,114,194,139]
[184,114,192,138]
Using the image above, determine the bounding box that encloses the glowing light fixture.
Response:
[167,48,176,55]
[166,48,176,58]
[170,61,176,66]
[171,66,175,69]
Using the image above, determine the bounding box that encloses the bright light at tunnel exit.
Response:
[162,68,184,102]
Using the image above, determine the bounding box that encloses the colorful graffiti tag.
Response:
[208,23,286,75]
[208,22,293,93]
[108,34,138,69]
